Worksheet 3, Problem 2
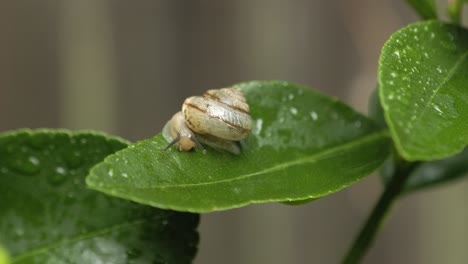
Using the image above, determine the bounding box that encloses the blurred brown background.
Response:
[1,1,468,263]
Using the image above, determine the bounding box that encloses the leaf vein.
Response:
[136,131,389,189]
[11,217,160,263]
[412,50,468,128]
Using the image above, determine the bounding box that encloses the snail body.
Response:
[163,87,252,154]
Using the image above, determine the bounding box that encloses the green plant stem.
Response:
[342,162,416,264]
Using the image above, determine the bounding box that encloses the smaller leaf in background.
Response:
[0,129,198,264]
[406,0,438,20]
[381,148,468,194]
[379,21,468,161]
[87,81,391,213]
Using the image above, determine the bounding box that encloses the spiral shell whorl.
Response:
[182,87,252,141]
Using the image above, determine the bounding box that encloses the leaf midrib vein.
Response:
[410,50,468,131]
[11,217,157,263]
[131,131,388,189]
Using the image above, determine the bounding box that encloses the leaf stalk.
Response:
[342,159,416,264]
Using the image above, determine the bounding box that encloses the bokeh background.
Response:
[1,1,467,263]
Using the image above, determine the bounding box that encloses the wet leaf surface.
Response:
[87,81,390,213]
[0,129,198,263]
[379,21,468,161]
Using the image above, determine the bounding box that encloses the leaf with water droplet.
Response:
[0,129,199,263]
[379,21,468,161]
[87,81,391,213]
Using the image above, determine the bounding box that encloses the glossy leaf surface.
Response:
[87,81,390,212]
[372,85,468,194]
[379,21,468,161]
[0,129,198,263]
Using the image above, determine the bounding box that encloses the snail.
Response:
[162,87,252,155]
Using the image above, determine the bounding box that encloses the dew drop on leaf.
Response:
[310,111,318,121]
[9,155,41,175]
[48,166,69,186]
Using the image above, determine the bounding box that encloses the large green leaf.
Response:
[87,81,390,213]
[405,0,437,20]
[379,21,468,161]
[0,129,198,263]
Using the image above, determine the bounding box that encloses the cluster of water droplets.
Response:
[381,22,463,136]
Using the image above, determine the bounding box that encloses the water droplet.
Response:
[290,107,298,115]
[9,155,41,175]
[411,67,420,74]
[433,105,443,114]
[47,166,68,186]
[288,93,294,100]
[310,111,318,121]
[56,166,66,175]
[121,172,128,178]
[29,156,39,166]
[390,72,397,78]
[393,50,400,58]
[108,169,114,177]
[254,119,263,135]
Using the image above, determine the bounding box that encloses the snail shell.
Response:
[162,87,252,154]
